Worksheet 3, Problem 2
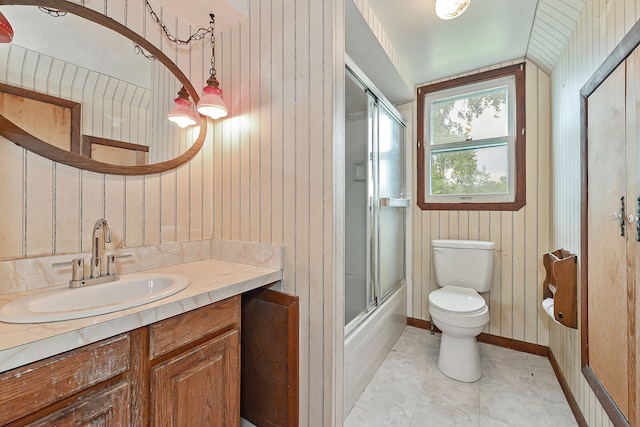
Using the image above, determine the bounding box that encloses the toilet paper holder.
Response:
[542,249,578,329]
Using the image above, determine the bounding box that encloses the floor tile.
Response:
[345,326,577,427]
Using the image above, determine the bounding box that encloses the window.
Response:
[417,63,526,210]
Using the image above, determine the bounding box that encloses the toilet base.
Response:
[437,332,482,383]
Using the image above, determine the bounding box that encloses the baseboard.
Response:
[407,316,586,425]
[549,350,588,427]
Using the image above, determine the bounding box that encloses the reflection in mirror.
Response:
[0,2,204,173]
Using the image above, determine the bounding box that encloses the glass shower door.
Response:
[344,66,406,331]
[374,103,406,301]
[344,71,372,326]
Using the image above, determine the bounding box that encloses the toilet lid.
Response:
[429,286,486,314]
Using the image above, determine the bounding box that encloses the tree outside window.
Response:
[417,63,526,211]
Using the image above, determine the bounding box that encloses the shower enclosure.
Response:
[343,59,408,415]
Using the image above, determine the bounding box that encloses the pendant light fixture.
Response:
[167,86,199,128]
[435,0,470,20]
[0,11,14,43]
[196,14,228,120]
[141,2,228,123]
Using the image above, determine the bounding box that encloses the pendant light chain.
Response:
[38,7,67,17]
[208,14,217,78]
[144,0,212,46]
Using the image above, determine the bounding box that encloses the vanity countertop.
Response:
[0,259,283,373]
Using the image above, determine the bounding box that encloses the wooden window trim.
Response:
[416,63,526,211]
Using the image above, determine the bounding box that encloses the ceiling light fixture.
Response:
[142,2,228,122]
[167,86,199,128]
[435,0,470,20]
[196,14,228,120]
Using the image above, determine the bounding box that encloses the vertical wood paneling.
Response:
[175,165,190,242]
[80,171,104,252]
[104,175,125,245]
[294,0,312,420]
[54,164,81,255]
[25,153,54,258]
[0,0,215,259]
[260,0,273,245]
[124,175,144,247]
[0,138,24,259]
[412,61,552,347]
[239,21,252,243]
[214,0,342,423]
[229,26,242,243]
[548,0,638,425]
[249,0,262,244]
[160,172,176,243]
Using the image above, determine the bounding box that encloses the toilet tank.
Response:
[432,239,495,292]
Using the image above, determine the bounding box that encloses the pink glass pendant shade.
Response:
[167,87,198,128]
[0,12,14,43]
[197,76,228,120]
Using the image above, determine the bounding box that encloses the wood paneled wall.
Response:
[215,0,344,425]
[0,0,345,424]
[0,1,212,262]
[549,0,638,426]
[411,59,552,347]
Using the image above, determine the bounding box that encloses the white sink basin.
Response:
[0,273,190,323]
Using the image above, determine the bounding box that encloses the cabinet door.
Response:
[150,329,239,427]
[587,55,630,418]
[24,382,130,427]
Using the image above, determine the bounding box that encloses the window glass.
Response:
[431,86,508,145]
[430,144,508,196]
[416,63,525,211]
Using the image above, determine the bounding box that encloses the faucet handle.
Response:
[106,254,132,276]
[53,258,85,282]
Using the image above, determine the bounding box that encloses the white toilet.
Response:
[428,239,495,382]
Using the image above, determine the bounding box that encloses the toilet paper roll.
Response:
[542,298,561,325]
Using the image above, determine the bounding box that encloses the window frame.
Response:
[416,63,526,211]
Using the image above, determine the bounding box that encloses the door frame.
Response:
[580,18,640,427]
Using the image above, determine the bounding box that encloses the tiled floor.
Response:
[344,326,578,427]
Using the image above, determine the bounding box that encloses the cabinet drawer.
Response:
[23,381,130,427]
[0,334,130,425]
[149,295,240,359]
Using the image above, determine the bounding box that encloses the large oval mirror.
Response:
[0,0,206,175]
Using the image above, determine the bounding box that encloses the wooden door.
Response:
[241,288,299,427]
[587,55,630,419]
[627,45,640,426]
[150,329,240,427]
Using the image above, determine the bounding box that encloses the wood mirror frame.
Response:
[0,0,206,176]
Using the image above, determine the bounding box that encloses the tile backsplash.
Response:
[0,239,283,295]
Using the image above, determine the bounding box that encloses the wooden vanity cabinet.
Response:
[0,295,241,427]
[0,334,132,426]
[147,295,241,426]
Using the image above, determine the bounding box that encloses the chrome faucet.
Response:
[90,218,112,278]
[52,218,130,288]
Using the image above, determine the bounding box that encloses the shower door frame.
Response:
[344,61,408,337]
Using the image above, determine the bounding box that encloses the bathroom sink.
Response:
[0,273,190,323]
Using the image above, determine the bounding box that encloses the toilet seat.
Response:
[428,285,486,314]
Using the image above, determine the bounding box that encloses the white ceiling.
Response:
[346,0,587,105]
[154,0,248,31]
[366,0,539,85]
[154,0,588,107]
